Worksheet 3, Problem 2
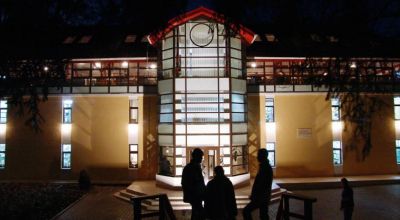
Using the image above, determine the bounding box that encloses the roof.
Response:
[147,7,257,45]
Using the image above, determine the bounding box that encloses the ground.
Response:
[54,184,400,220]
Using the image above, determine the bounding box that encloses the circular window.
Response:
[189,23,214,47]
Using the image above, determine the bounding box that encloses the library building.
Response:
[0,7,399,189]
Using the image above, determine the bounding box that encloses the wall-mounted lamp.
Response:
[332,121,343,133]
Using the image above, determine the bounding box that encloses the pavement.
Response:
[54,184,400,220]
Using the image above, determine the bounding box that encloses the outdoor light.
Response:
[350,62,357,69]
[61,124,71,133]
[43,66,49,72]
[251,62,257,68]
[266,122,276,133]
[395,120,400,131]
[94,62,102,68]
[332,121,343,133]
[0,124,6,134]
[122,61,129,68]
[128,123,138,133]
[150,64,157,69]
[323,72,328,76]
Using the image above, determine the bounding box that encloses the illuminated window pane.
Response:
[331,98,339,106]
[232,94,244,103]
[333,150,342,165]
[268,152,275,167]
[395,106,400,120]
[62,153,71,169]
[0,109,6,123]
[232,113,245,122]
[129,144,138,169]
[130,145,138,152]
[0,152,5,168]
[0,101,7,108]
[333,141,341,149]
[232,103,245,112]
[130,108,138,123]
[63,109,72,123]
[266,143,275,151]
[266,107,274,122]
[331,107,340,121]
[397,149,400,164]
[394,97,400,105]
[0,144,5,151]
[62,144,71,152]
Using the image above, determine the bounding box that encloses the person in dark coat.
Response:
[205,166,238,220]
[243,149,273,220]
[182,148,206,220]
[341,178,354,220]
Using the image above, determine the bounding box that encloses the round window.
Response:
[189,23,214,47]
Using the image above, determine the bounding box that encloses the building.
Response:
[0,7,399,187]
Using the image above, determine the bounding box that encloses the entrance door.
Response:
[187,147,220,181]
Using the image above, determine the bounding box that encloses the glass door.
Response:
[187,147,220,181]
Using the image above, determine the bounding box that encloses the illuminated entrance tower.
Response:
[149,7,256,187]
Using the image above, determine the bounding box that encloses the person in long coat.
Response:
[205,166,238,220]
[243,149,273,220]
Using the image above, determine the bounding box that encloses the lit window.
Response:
[78,35,92,44]
[394,96,400,120]
[129,99,138,123]
[331,98,340,121]
[61,144,71,169]
[63,100,73,124]
[333,140,342,165]
[0,100,7,124]
[0,144,5,168]
[396,140,400,164]
[129,144,138,168]
[266,142,276,167]
[125,35,136,43]
[265,98,274,122]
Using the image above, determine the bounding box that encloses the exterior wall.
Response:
[342,95,397,175]
[247,95,261,177]
[0,95,159,182]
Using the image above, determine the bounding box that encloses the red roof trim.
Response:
[148,6,256,45]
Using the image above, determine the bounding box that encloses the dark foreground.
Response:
[0,183,86,220]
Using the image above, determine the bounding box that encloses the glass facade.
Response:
[158,19,248,178]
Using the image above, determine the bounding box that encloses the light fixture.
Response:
[150,64,157,69]
[323,72,328,76]
[395,120,400,131]
[43,66,49,72]
[122,61,129,68]
[0,124,6,134]
[94,62,102,69]
[332,121,343,133]
[350,62,357,69]
[61,124,71,133]
[251,62,257,68]
[128,123,138,133]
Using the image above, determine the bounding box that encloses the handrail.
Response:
[130,193,176,220]
[276,192,317,220]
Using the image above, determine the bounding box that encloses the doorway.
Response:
[187,147,220,181]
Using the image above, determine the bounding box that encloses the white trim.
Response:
[72,57,148,62]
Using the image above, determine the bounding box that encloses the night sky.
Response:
[1,0,400,38]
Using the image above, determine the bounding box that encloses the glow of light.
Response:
[61,124,71,133]
[395,120,400,131]
[323,72,328,76]
[150,64,157,69]
[43,66,49,72]
[122,61,129,68]
[266,122,276,133]
[251,62,257,68]
[332,121,343,133]
[94,62,102,68]
[63,100,73,105]
[0,124,6,134]
[128,123,138,133]
[350,62,357,69]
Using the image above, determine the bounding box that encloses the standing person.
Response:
[341,178,354,220]
[243,149,273,220]
[182,148,206,220]
[205,166,237,220]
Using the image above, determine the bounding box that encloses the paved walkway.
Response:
[55,184,400,220]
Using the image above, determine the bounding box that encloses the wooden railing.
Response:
[276,192,317,220]
[131,193,176,220]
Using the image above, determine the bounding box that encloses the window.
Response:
[333,140,342,165]
[265,98,274,122]
[266,142,276,167]
[63,100,72,124]
[395,96,400,120]
[331,98,340,121]
[0,100,7,124]
[129,144,138,168]
[0,144,5,168]
[61,144,71,169]
[129,99,138,123]
[396,140,400,164]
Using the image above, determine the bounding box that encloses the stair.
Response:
[115,184,286,211]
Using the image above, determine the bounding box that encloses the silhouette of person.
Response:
[159,156,172,176]
[182,148,206,220]
[205,166,238,220]
[341,178,354,220]
[243,149,273,220]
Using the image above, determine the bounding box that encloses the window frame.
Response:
[129,144,139,169]
[265,98,274,122]
[396,140,400,164]
[0,144,5,168]
[0,100,7,124]
[61,144,72,169]
[331,98,340,121]
[332,140,343,165]
[266,142,276,167]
